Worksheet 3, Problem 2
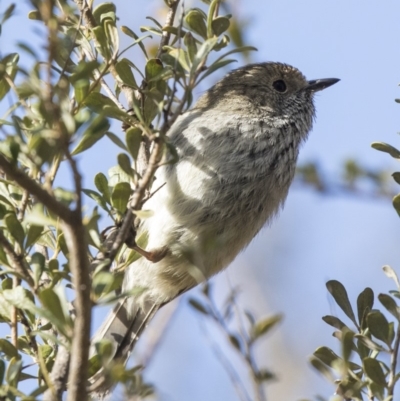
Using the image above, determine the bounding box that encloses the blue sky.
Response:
[2,1,400,400]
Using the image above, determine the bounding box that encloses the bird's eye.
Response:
[273,80,287,93]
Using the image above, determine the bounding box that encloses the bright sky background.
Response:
[2,1,400,400]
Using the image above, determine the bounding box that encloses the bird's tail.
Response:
[88,297,159,395]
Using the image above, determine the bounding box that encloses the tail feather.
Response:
[88,298,160,395]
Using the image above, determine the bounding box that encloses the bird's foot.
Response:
[132,245,168,263]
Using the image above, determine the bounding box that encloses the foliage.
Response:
[189,283,281,401]
[0,0,254,400]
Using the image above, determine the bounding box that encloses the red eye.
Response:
[273,80,287,92]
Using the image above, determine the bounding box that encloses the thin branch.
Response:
[0,154,73,223]
[64,148,82,213]
[43,345,70,401]
[0,230,34,288]
[109,137,163,259]
[73,0,96,28]
[200,323,252,401]
[3,73,30,110]
[17,190,30,221]
[387,322,400,397]
[19,310,38,354]
[62,218,91,401]
[156,0,180,59]
[11,276,19,347]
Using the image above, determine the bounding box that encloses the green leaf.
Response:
[111,182,131,214]
[363,358,387,387]
[211,16,230,36]
[145,58,164,80]
[313,346,340,367]
[28,10,41,20]
[82,189,109,211]
[358,332,387,351]
[92,25,111,60]
[0,53,19,101]
[322,315,348,330]
[144,58,166,122]
[185,9,207,39]
[38,345,53,361]
[70,60,100,83]
[341,328,354,363]
[83,92,116,112]
[0,339,19,359]
[117,153,133,177]
[357,287,374,328]
[73,79,90,103]
[92,271,118,297]
[93,2,116,25]
[94,173,111,204]
[251,314,282,341]
[104,19,119,55]
[255,369,275,383]
[6,357,22,386]
[38,288,67,326]
[197,59,236,83]
[382,265,400,288]
[120,26,149,58]
[188,298,210,315]
[1,4,16,24]
[25,224,44,249]
[71,115,110,155]
[4,213,25,246]
[228,334,242,351]
[133,209,153,219]
[378,293,400,321]
[326,280,357,326]
[115,58,138,88]
[0,358,5,385]
[213,45,258,65]
[25,203,57,227]
[126,127,143,161]
[190,37,219,78]
[184,32,198,63]
[108,165,131,187]
[367,311,390,345]
[31,252,45,287]
[393,194,400,217]
[106,132,128,151]
[371,142,400,159]
[309,356,335,382]
[392,172,400,185]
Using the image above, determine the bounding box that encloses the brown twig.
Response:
[19,309,39,354]
[43,345,70,401]
[200,322,252,401]
[62,218,91,401]
[0,230,34,288]
[73,0,96,28]
[11,276,19,347]
[17,190,30,222]
[0,154,73,223]
[156,0,181,59]
[387,321,400,397]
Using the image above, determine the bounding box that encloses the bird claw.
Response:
[133,245,168,263]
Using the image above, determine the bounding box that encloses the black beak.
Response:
[306,78,340,92]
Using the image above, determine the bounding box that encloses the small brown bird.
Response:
[91,62,339,393]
